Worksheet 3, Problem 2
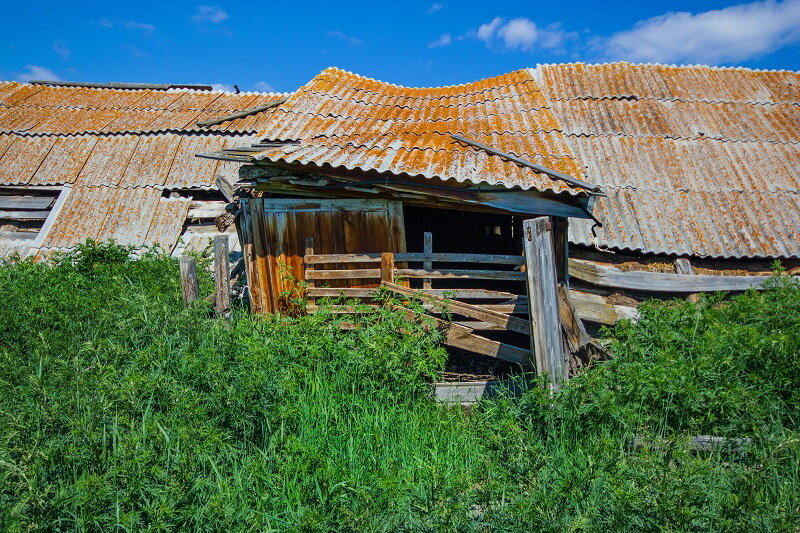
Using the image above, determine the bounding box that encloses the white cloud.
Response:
[601,0,800,64]
[53,40,70,60]
[211,83,234,92]
[123,44,148,58]
[326,30,363,46]
[16,65,63,83]
[477,17,504,42]
[98,18,156,37]
[427,3,444,14]
[254,81,275,92]
[192,5,229,25]
[475,17,573,52]
[428,33,452,48]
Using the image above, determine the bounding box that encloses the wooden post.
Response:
[304,238,315,308]
[423,232,433,289]
[380,252,395,284]
[180,256,199,305]
[213,236,231,315]
[523,217,567,390]
[674,257,700,302]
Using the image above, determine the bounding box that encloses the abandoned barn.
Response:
[1,63,799,392]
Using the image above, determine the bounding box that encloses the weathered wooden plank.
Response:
[393,305,531,366]
[434,380,518,405]
[674,258,695,275]
[196,96,289,127]
[423,232,433,289]
[382,282,530,335]
[0,231,36,241]
[569,258,769,292]
[187,201,227,219]
[524,217,566,388]
[0,196,54,210]
[306,287,522,299]
[305,269,382,280]
[180,256,199,305]
[216,174,235,202]
[213,236,231,316]
[305,252,525,265]
[380,252,394,283]
[0,210,50,220]
[395,269,525,280]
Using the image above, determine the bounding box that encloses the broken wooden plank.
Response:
[569,258,769,292]
[434,379,519,405]
[306,287,522,299]
[382,282,530,335]
[392,305,531,366]
[188,201,227,219]
[451,134,599,191]
[196,96,289,127]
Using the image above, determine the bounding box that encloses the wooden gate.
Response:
[237,198,406,313]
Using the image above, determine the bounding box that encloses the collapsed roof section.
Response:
[205,67,599,200]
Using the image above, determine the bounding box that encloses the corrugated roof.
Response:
[0,82,288,134]
[0,132,256,188]
[39,185,190,249]
[247,67,589,195]
[534,62,800,258]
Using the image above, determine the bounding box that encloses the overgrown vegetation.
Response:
[1,242,798,531]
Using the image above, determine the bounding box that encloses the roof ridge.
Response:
[313,66,536,91]
[532,61,800,74]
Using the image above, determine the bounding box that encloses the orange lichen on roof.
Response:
[249,67,589,195]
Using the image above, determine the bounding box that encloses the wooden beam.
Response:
[213,236,231,316]
[523,217,567,389]
[180,256,200,305]
[451,134,599,191]
[569,258,770,292]
[0,210,50,220]
[187,201,227,219]
[0,196,54,210]
[304,252,525,265]
[380,252,395,283]
[196,96,289,127]
[306,287,520,299]
[381,282,530,335]
[423,232,433,289]
[305,269,382,280]
[395,268,524,281]
[215,174,235,202]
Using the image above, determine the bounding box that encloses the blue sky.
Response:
[3,0,799,92]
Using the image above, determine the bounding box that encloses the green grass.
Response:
[0,241,798,531]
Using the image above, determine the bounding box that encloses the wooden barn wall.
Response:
[238,198,406,313]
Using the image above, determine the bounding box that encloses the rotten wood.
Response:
[213,236,231,316]
[180,256,200,305]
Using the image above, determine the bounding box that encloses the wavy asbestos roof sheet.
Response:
[0,132,256,188]
[0,81,288,134]
[249,67,587,195]
[39,186,190,249]
[533,62,800,258]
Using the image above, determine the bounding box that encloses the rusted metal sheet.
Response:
[240,198,406,313]
[247,67,586,195]
[0,136,57,185]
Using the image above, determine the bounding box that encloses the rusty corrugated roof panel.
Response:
[145,198,192,252]
[535,62,800,258]
[248,67,587,195]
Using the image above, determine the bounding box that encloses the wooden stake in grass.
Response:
[180,256,199,305]
[214,236,231,315]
